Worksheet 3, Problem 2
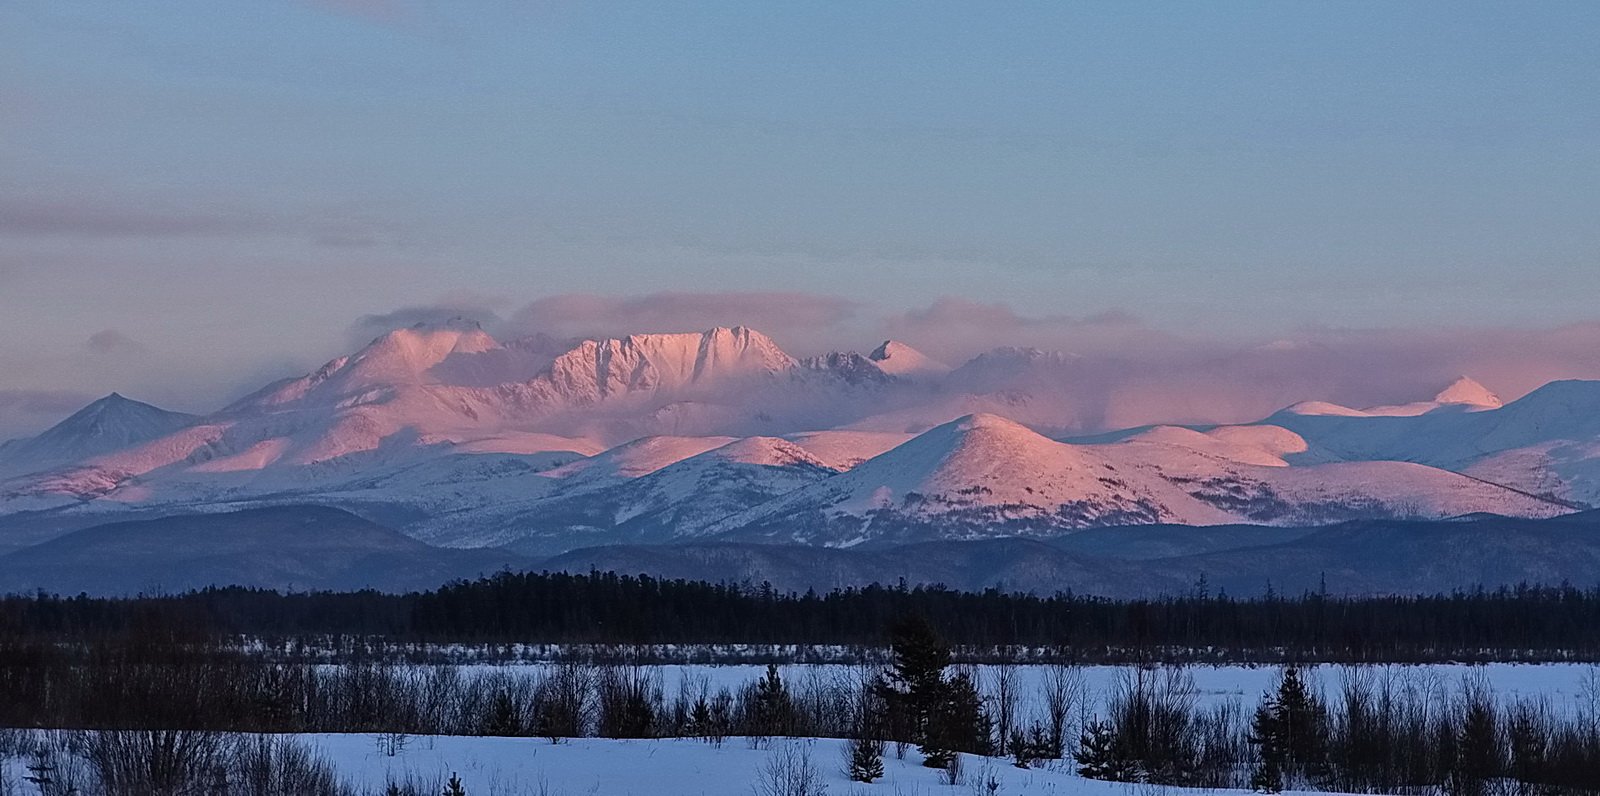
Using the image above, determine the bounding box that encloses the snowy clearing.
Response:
[297,734,1343,796]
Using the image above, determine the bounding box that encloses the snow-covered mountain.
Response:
[867,340,949,377]
[709,413,1567,547]
[429,436,840,554]
[1,323,1597,559]
[0,393,196,478]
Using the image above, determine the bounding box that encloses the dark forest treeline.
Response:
[6,572,1600,662]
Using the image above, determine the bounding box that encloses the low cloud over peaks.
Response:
[30,290,1600,440]
[882,298,1168,362]
[504,292,862,354]
[346,302,506,348]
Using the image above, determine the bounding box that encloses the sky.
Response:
[1,1,1598,435]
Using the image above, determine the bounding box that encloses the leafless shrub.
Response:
[1040,663,1085,759]
[77,729,226,796]
[595,664,661,738]
[373,772,442,796]
[753,742,828,796]
[536,661,593,742]
[225,734,353,796]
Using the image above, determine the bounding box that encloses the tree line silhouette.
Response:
[7,572,1600,662]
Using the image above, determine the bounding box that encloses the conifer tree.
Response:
[1076,718,1135,782]
[926,670,991,759]
[482,690,523,736]
[1249,666,1326,791]
[1275,666,1325,775]
[1454,691,1500,796]
[1249,700,1286,793]
[846,734,885,782]
[443,772,467,796]
[878,616,953,767]
[753,663,792,738]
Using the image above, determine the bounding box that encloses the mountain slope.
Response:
[0,505,530,595]
[1158,513,1600,596]
[1261,379,1600,504]
[715,414,1569,548]
[544,512,1600,597]
[867,340,949,377]
[0,394,196,478]
[431,436,839,554]
[541,537,1178,596]
[714,414,1236,546]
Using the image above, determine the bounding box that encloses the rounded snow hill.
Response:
[781,429,916,470]
[1121,425,1297,467]
[543,435,739,489]
[1282,400,1370,417]
[717,413,1236,543]
[867,339,950,377]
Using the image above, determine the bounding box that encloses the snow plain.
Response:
[298,734,1339,796]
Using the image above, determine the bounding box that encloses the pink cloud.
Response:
[881,298,1172,362]
[0,197,268,239]
[85,329,146,355]
[505,291,861,353]
[324,293,1600,433]
[347,301,505,347]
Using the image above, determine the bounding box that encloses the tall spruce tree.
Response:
[1455,692,1500,796]
[1249,699,1286,793]
[753,663,792,738]
[928,670,991,758]
[1250,666,1326,791]
[1276,666,1326,782]
[879,616,957,768]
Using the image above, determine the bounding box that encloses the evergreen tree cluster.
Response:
[875,617,992,769]
[6,574,1600,663]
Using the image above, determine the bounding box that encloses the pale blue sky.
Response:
[1,1,1598,429]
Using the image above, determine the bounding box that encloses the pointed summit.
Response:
[866,340,949,377]
[0,393,196,476]
[1434,376,1502,409]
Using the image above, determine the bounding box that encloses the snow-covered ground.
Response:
[452,661,1600,718]
[0,734,1344,796]
[294,734,1342,796]
[6,663,1592,794]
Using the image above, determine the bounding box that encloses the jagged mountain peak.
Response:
[947,346,1079,387]
[799,351,890,385]
[540,326,796,402]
